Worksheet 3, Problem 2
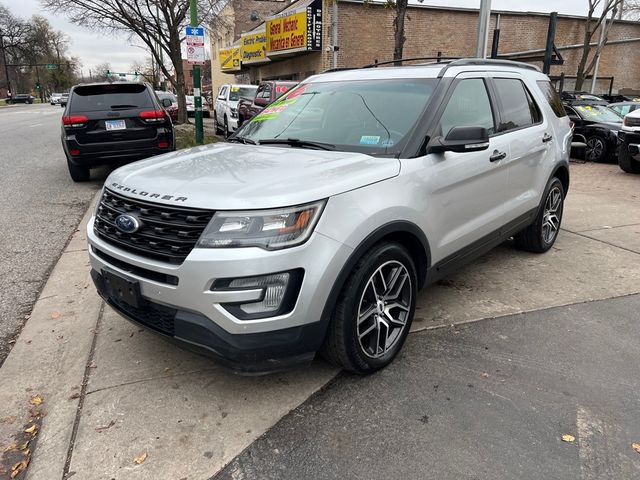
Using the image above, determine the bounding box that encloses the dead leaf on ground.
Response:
[3,443,17,452]
[51,312,61,320]
[481,372,489,378]
[632,442,640,454]
[29,395,44,406]
[10,458,29,479]
[133,452,148,464]
[69,393,81,400]
[562,434,575,443]
[24,424,37,434]
[88,362,97,369]
[95,420,116,432]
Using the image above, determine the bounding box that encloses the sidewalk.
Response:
[1,162,640,479]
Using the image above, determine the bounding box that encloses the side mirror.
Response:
[161,98,172,108]
[428,126,490,154]
[254,96,269,107]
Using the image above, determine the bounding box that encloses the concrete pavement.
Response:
[0,161,639,479]
[0,104,106,365]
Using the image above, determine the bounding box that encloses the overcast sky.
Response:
[3,0,592,74]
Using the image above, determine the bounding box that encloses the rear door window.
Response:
[70,84,154,112]
[494,78,541,131]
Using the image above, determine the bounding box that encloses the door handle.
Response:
[542,133,553,143]
[490,150,507,162]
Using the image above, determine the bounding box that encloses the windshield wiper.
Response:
[227,136,257,145]
[258,138,336,151]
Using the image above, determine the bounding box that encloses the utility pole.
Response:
[475,0,492,58]
[0,33,12,99]
[190,0,204,144]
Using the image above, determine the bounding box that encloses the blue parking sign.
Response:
[186,26,205,37]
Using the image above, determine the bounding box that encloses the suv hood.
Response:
[107,143,400,210]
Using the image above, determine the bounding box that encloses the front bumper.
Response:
[619,130,640,159]
[87,217,352,371]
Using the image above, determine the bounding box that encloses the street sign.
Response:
[186,25,206,65]
[46,64,57,70]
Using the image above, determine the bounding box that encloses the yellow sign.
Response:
[219,46,241,71]
[241,30,268,64]
[267,11,307,55]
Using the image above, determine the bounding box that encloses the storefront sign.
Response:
[219,46,241,71]
[266,0,322,56]
[241,30,268,64]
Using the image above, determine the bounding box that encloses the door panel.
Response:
[421,76,511,260]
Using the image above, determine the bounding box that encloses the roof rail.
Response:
[362,56,461,68]
[437,58,541,78]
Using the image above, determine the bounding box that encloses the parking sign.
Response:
[186,26,206,64]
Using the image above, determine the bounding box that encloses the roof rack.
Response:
[437,58,541,78]
[361,56,461,68]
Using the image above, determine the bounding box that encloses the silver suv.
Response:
[88,59,571,374]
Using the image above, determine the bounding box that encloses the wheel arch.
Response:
[552,162,570,196]
[320,221,431,324]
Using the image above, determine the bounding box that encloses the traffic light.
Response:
[106,70,111,76]
[35,82,41,91]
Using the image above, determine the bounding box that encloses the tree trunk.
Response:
[574,23,592,91]
[168,35,188,124]
[393,0,408,66]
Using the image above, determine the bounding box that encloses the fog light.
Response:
[229,273,290,315]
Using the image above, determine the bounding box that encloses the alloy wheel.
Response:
[357,260,412,359]
[542,186,562,244]
[586,137,604,161]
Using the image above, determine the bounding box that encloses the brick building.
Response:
[210,0,640,95]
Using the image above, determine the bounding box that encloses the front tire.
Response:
[619,145,640,174]
[585,135,608,162]
[514,177,564,253]
[320,242,417,374]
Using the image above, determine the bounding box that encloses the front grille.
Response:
[112,296,176,336]
[94,188,214,264]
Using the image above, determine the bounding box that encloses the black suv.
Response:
[564,101,622,162]
[61,82,175,182]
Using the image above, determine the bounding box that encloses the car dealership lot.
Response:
[1,161,639,478]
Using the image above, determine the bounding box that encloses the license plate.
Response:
[105,119,126,131]
[103,269,141,308]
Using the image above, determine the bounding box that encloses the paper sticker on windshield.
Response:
[381,139,395,147]
[230,86,240,92]
[360,135,380,145]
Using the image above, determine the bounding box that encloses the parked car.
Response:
[561,91,608,104]
[563,102,623,162]
[61,82,175,182]
[185,95,210,118]
[618,109,640,173]
[213,84,258,137]
[7,94,34,104]
[50,92,64,105]
[237,81,298,127]
[87,59,570,374]
[608,101,640,118]
[60,93,69,107]
[156,91,178,122]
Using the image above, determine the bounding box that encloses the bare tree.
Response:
[575,0,624,90]
[40,0,225,123]
[622,0,640,19]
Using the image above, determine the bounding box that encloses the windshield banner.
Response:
[266,0,322,56]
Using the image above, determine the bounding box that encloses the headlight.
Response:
[230,108,238,118]
[196,200,326,250]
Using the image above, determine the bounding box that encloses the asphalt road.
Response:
[216,294,640,480]
[0,103,106,365]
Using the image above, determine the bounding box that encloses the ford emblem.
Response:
[114,214,140,234]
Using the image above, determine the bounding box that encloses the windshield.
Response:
[236,79,437,154]
[230,86,257,102]
[574,105,623,123]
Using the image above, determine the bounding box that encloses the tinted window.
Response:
[439,79,495,137]
[536,80,567,118]
[494,78,542,131]
[613,105,632,116]
[71,84,154,112]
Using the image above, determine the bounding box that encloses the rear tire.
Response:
[320,242,417,374]
[514,177,564,253]
[67,157,90,182]
[213,112,222,134]
[618,145,640,174]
